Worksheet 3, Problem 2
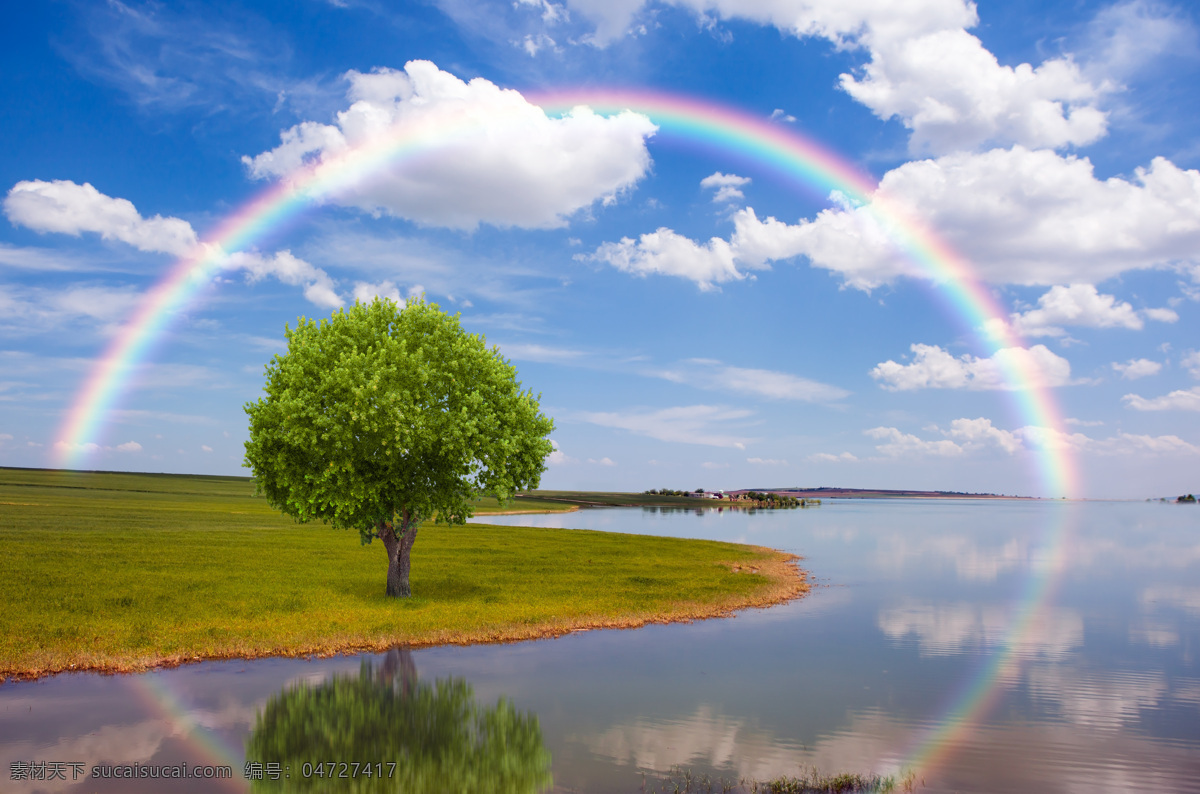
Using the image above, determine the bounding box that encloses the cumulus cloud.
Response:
[4,180,197,256]
[943,417,1023,453]
[574,405,755,449]
[243,60,657,230]
[658,358,849,402]
[839,29,1107,155]
[565,0,1107,154]
[351,280,402,304]
[1112,359,1162,380]
[792,148,1200,289]
[991,284,1176,338]
[700,172,751,203]
[115,441,142,453]
[4,181,344,308]
[865,426,963,457]
[870,343,1073,391]
[593,148,1200,292]
[584,206,823,289]
[224,250,342,308]
[1122,387,1200,412]
[584,227,743,290]
[747,457,788,465]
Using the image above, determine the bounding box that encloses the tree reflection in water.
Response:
[245,647,552,793]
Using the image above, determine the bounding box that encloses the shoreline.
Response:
[2,546,806,683]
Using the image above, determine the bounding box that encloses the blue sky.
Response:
[2,0,1199,498]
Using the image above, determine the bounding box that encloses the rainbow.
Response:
[51,84,1078,781]
[130,673,248,791]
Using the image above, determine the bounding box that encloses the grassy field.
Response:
[0,467,805,681]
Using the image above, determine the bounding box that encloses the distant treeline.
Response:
[643,489,820,508]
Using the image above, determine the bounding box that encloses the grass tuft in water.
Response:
[643,766,921,794]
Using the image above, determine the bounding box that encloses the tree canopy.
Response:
[243,297,554,595]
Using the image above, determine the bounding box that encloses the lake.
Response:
[2,500,1198,792]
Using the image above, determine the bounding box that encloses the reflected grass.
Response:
[646,766,921,793]
[0,468,805,681]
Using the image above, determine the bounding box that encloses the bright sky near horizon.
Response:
[2,0,1198,499]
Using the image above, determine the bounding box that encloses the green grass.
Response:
[0,467,804,680]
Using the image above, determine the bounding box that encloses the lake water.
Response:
[2,500,1198,793]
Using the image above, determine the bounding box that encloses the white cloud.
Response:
[747,457,788,465]
[700,171,751,203]
[594,148,1200,292]
[518,33,559,56]
[658,358,849,403]
[225,250,342,308]
[1122,387,1200,412]
[1112,358,1162,380]
[943,417,1022,454]
[566,0,1107,154]
[244,60,657,230]
[115,441,142,453]
[589,456,616,466]
[4,180,198,256]
[516,0,568,24]
[1182,350,1200,379]
[351,280,402,303]
[4,182,343,308]
[768,108,796,123]
[584,206,833,289]
[865,426,963,457]
[840,28,1107,155]
[546,438,573,465]
[793,148,1200,289]
[574,405,755,449]
[701,461,729,469]
[992,284,1172,338]
[808,452,858,463]
[201,444,213,452]
[870,343,1073,391]
[1083,0,1200,82]
[584,227,743,290]
[1143,307,1180,323]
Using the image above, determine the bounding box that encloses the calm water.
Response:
[2,500,1198,792]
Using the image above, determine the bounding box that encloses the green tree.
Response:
[245,648,552,793]
[243,297,554,597]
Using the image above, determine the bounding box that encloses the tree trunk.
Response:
[379,514,419,598]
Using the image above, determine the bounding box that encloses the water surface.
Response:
[2,500,1197,792]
